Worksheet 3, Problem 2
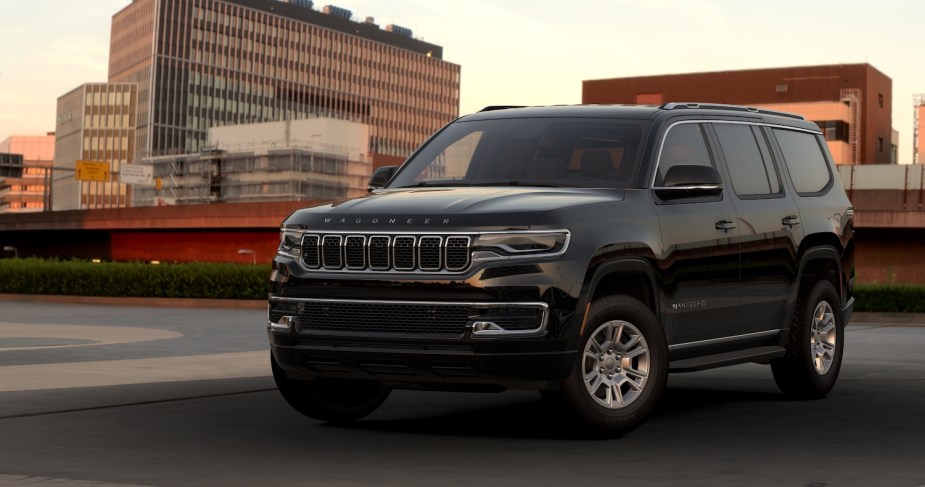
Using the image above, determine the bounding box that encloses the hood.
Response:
[284,187,624,230]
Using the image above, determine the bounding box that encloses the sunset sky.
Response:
[2,0,923,161]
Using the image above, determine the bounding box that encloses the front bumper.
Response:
[268,296,577,390]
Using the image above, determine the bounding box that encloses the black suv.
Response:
[268,103,855,435]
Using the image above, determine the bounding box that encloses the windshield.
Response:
[388,117,648,189]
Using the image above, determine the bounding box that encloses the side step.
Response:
[669,346,785,373]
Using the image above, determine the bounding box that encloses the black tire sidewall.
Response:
[271,352,390,422]
[563,296,668,432]
[796,281,845,391]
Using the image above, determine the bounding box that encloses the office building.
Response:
[53,83,138,210]
[108,0,460,168]
[583,64,895,164]
[134,117,370,206]
[0,135,55,213]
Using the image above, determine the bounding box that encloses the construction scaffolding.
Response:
[915,94,925,165]
[840,88,863,164]
[133,117,372,206]
[137,147,359,206]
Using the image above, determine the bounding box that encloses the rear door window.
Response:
[773,129,832,195]
[713,123,781,197]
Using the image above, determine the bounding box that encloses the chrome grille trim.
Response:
[392,236,416,271]
[417,236,443,271]
[368,236,391,270]
[321,235,343,269]
[444,236,471,271]
[300,234,321,269]
[299,232,473,274]
[344,235,367,270]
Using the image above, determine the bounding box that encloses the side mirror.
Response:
[368,165,398,191]
[654,165,723,200]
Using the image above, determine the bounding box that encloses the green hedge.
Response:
[853,284,925,313]
[2,258,925,312]
[0,258,269,300]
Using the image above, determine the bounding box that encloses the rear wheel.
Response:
[559,295,667,436]
[771,280,845,399]
[271,352,391,423]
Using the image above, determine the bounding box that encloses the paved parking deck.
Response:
[1,300,924,487]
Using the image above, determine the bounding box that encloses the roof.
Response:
[460,104,820,131]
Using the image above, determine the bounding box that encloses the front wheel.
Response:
[559,295,668,436]
[271,352,391,423]
[771,280,845,399]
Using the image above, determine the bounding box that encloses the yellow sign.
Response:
[75,160,111,182]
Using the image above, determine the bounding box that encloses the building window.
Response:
[814,121,850,143]
[877,137,884,152]
[878,94,884,108]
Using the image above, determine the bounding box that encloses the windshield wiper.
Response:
[395,181,475,188]
[475,181,577,188]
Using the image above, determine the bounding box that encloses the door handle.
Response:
[715,220,737,231]
[782,216,801,227]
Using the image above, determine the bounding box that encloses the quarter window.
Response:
[773,129,832,195]
[714,123,781,197]
[656,123,713,186]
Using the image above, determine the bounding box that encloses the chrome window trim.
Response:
[667,329,783,351]
[269,297,549,338]
[651,119,823,188]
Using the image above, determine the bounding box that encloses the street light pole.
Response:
[2,246,18,258]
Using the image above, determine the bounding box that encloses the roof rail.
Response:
[479,105,527,112]
[659,102,804,120]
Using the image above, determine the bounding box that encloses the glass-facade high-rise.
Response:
[109,0,461,165]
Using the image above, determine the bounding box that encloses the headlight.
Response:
[278,229,304,258]
[472,231,569,260]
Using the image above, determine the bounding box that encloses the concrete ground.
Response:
[1,299,924,486]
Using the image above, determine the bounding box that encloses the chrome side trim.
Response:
[668,329,783,351]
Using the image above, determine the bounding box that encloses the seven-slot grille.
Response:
[301,233,471,273]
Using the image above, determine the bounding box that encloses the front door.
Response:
[652,122,741,346]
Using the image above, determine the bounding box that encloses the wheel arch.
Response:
[781,244,846,347]
[576,258,661,337]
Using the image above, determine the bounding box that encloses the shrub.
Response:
[853,284,925,313]
[2,259,925,312]
[0,258,269,300]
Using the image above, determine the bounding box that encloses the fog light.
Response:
[472,321,503,333]
[269,315,296,333]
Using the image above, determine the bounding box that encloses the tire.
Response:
[559,295,668,436]
[271,352,391,423]
[771,280,845,399]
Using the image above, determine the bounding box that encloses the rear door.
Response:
[707,122,802,335]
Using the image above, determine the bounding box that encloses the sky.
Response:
[1,0,924,161]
